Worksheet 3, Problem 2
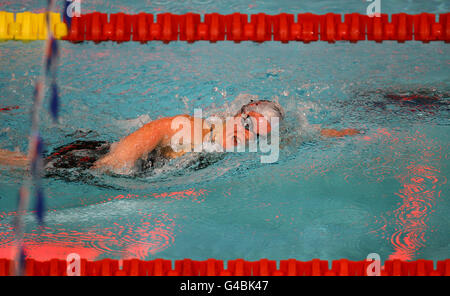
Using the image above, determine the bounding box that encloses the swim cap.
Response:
[238,100,285,122]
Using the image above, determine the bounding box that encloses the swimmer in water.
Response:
[0,100,359,175]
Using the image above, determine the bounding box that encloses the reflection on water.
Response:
[390,131,444,260]
[0,188,209,260]
[361,128,445,260]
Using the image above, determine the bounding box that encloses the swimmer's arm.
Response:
[92,116,185,173]
[320,128,360,137]
[0,149,29,168]
[310,124,360,137]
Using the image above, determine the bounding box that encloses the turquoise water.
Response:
[0,1,449,262]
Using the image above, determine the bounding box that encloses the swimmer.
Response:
[0,100,359,175]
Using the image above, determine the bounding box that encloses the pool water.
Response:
[0,0,449,263]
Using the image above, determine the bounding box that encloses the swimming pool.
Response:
[0,0,449,264]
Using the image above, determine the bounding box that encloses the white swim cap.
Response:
[238,100,285,122]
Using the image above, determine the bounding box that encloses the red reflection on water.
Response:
[360,128,445,260]
[389,162,441,261]
[373,129,443,261]
[0,188,208,261]
[0,105,19,112]
[0,232,104,261]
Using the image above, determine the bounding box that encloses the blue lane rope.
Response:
[14,0,61,275]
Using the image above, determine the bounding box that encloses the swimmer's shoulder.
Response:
[152,114,195,130]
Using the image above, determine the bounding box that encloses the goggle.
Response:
[240,113,260,139]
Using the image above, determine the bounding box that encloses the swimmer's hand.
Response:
[91,153,135,175]
[0,149,28,168]
[320,128,360,138]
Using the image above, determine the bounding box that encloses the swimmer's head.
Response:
[223,100,284,147]
[236,100,284,136]
[239,100,285,120]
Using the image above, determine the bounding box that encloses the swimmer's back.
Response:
[44,140,169,178]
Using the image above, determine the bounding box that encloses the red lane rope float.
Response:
[61,12,450,43]
[0,258,449,276]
